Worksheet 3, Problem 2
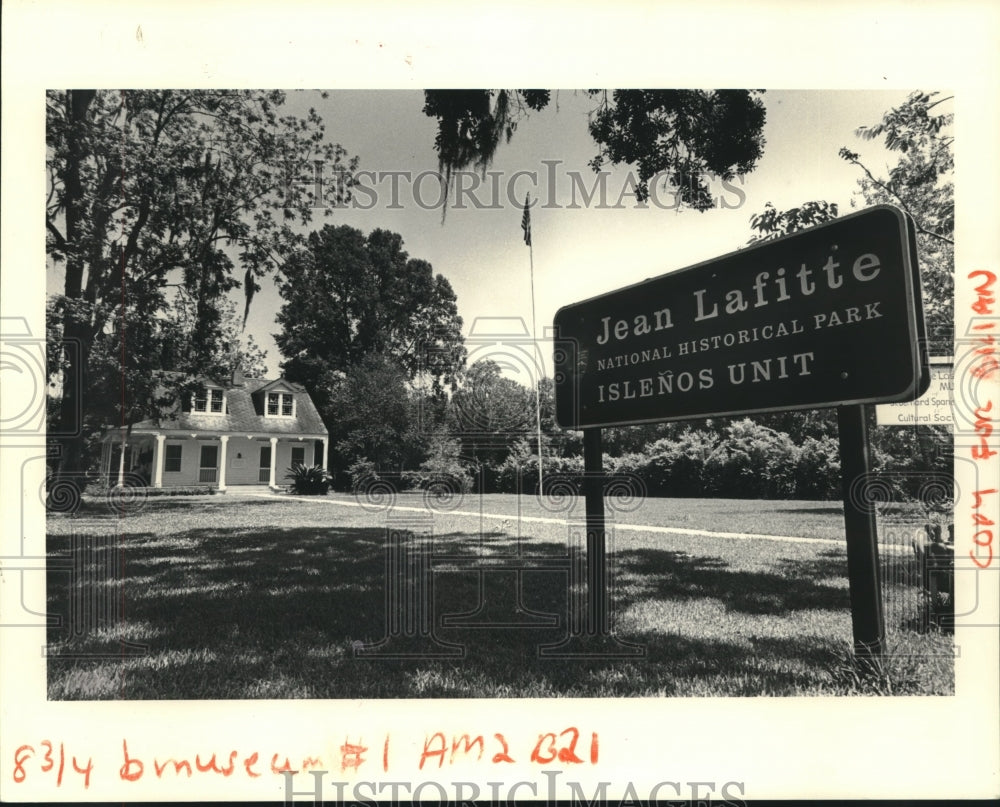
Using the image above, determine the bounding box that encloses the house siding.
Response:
[157,437,324,488]
[225,437,268,486]
[161,439,200,486]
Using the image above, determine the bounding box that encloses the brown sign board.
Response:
[553,205,929,429]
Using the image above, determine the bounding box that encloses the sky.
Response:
[239,89,908,383]
[45,89,912,384]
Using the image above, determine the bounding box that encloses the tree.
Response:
[412,432,475,493]
[68,296,178,480]
[274,224,466,401]
[536,376,583,459]
[46,90,357,474]
[748,91,953,344]
[743,91,954,499]
[325,354,426,476]
[448,359,535,471]
[748,200,840,242]
[423,90,767,210]
[45,288,272,477]
[839,91,953,345]
[163,292,269,380]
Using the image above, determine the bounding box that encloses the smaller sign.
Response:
[875,357,953,426]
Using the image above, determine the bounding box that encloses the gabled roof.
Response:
[256,377,304,394]
[120,376,328,437]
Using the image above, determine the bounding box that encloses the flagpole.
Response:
[524,194,545,495]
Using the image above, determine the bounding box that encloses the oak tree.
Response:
[423,89,767,211]
[46,90,357,474]
[274,224,466,405]
[748,91,953,344]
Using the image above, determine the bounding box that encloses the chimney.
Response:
[231,368,245,387]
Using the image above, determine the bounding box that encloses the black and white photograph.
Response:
[2,2,998,803]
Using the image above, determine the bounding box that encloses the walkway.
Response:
[235,490,854,548]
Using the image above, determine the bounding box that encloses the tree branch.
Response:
[844,154,954,246]
[46,218,67,252]
[925,95,954,111]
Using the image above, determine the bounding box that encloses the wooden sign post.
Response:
[583,428,609,637]
[837,404,887,664]
[553,205,928,667]
[539,427,645,656]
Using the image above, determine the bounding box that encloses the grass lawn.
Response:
[333,491,932,543]
[46,493,953,699]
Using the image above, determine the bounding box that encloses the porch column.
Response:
[100,441,110,485]
[268,437,278,489]
[218,435,229,492]
[321,438,328,471]
[116,434,127,487]
[153,433,165,488]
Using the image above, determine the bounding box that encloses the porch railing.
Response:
[199,468,218,484]
[258,468,271,483]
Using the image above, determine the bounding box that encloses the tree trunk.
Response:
[54,90,96,477]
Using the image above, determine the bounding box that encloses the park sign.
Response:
[553,205,930,429]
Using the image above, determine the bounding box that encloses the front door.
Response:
[199,444,218,484]
[259,446,272,483]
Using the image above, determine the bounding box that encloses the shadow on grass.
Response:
[46,514,939,699]
[62,495,308,519]
[771,505,846,516]
[774,548,849,582]
[774,545,934,594]
[619,548,851,615]
[773,503,923,519]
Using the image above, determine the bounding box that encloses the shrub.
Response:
[606,431,720,497]
[653,430,720,497]
[402,469,474,493]
[142,486,217,497]
[704,419,798,498]
[82,484,216,497]
[795,436,842,500]
[496,438,585,494]
[285,464,332,495]
[346,458,377,490]
[607,451,654,487]
[411,435,475,492]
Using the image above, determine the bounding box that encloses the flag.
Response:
[521,194,531,246]
[242,267,256,329]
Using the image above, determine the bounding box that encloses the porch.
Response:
[99,431,329,491]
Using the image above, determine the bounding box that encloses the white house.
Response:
[98,370,329,491]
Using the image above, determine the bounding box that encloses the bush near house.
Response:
[285,464,332,495]
[81,484,217,497]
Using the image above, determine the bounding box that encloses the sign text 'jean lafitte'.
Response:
[553,206,928,429]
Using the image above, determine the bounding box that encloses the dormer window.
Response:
[266,392,295,418]
[194,387,226,414]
